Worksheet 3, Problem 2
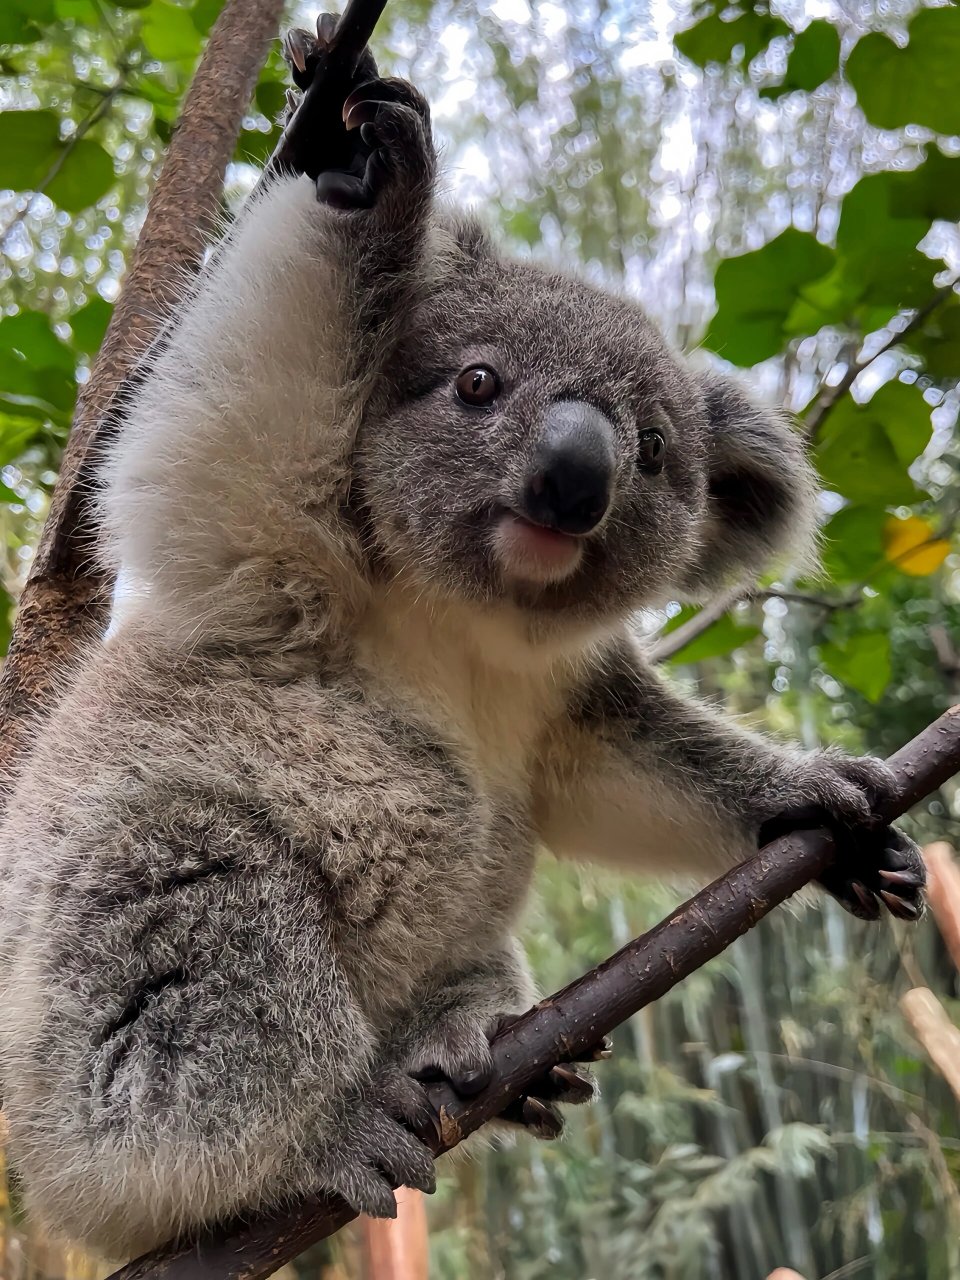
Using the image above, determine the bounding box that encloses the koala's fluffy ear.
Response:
[681,374,819,596]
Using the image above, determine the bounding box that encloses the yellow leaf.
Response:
[882,514,950,576]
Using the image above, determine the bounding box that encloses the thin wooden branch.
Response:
[646,582,753,662]
[107,705,960,1280]
[0,0,285,782]
[924,841,960,972]
[900,987,960,1105]
[803,280,958,443]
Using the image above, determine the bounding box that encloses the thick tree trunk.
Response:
[0,0,285,782]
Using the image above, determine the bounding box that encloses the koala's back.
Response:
[0,626,532,1254]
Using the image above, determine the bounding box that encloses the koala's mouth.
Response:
[491,510,585,586]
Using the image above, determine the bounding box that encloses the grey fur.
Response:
[0,71,914,1262]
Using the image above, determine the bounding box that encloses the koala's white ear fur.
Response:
[681,374,819,596]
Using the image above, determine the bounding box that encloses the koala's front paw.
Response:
[407,1009,604,1141]
[316,1073,437,1218]
[759,753,926,922]
[818,825,926,922]
[281,14,378,92]
[315,77,434,210]
[278,15,380,177]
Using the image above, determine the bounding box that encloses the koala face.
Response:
[355,225,814,631]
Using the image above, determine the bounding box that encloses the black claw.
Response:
[850,881,882,920]
[879,889,922,921]
[546,1063,595,1104]
[592,1035,614,1060]
[344,99,379,131]
[521,1096,564,1139]
[316,12,337,45]
[879,867,923,889]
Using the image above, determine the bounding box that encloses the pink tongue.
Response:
[516,520,577,559]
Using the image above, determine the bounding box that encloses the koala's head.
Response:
[354,222,816,634]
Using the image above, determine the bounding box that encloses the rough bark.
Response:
[0,0,285,781]
[107,706,960,1280]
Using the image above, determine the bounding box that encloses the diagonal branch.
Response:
[803,281,958,443]
[107,705,960,1280]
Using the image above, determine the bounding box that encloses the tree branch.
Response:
[645,583,753,662]
[106,704,960,1280]
[803,281,958,442]
[0,81,125,244]
[0,0,286,782]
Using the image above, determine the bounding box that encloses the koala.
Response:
[0,22,924,1262]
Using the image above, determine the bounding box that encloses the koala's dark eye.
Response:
[638,429,666,474]
[455,366,500,407]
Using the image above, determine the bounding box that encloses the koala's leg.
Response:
[0,802,435,1260]
[536,637,925,922]
[385,941,599,1140]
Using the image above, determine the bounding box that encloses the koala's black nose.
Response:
[520,400,616,536]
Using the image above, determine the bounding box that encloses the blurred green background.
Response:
[1,0,959,1277]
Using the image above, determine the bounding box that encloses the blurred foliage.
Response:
[2,0,960,1279]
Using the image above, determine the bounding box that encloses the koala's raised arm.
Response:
[101,54,437,646]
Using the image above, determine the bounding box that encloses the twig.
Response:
[0,0,286,783]
[105,705,960,1280]
[804,282,958,442]
[0,82,125,244]
[924,841,960,972]
[646,583,753,662]
[901,987,960,1105]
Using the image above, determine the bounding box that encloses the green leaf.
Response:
[69,297,113,355]
[762,19,840,99]
[815,381,931,505]
[254,80,287,122]
[847,6,960,135]
[0,113,114,210]
[821,506,886,583]
[54,0,101,20]
[505,208,543,247]
[0,110,61,189]
[0,0,55,42]
[0,311,74,374]
[907,295,960,377]
[46,138,115,212]
[663,606,762,664]
[705,229,834,366]
[0,313,77,423]
[676,7,790,69]
[110,0,152,7]
[874,380,934,468]
[191,0,225,34]
[829,152,960,313]
[0,416,45,466]
[141,0,203,61]
[235,125,280,166]
[820,631,891,702]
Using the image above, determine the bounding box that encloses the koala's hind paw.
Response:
[818,825,926,922]
[409,1010,603,1142]
[317,1079,437,1218]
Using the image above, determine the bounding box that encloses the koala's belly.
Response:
[302,718,537,1012]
